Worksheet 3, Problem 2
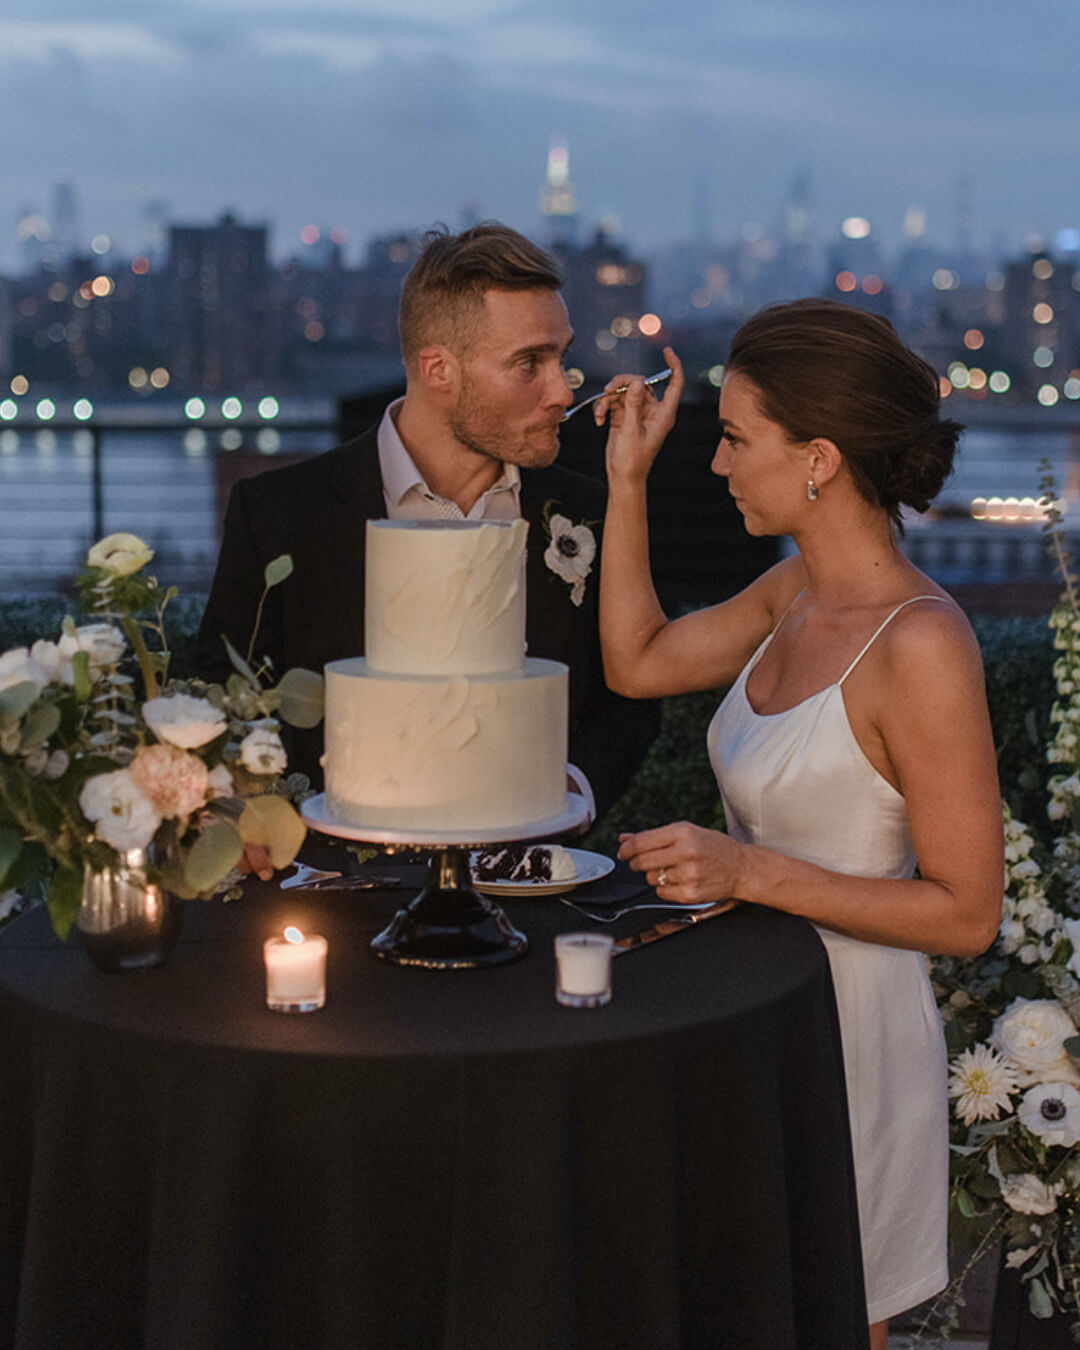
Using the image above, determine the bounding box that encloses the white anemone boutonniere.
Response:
[542,502,597,608]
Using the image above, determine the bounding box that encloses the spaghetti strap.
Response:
[837,595,950,685]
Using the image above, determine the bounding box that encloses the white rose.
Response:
[79,768,161,852]
[74,624,126,672]
[29,639,69,685]
[0,647,48,698]
[143,694,227,750]
[1018,943,1040,965]
[239,726,287,775]
[86,533,154,576]
[206,763,234,799]
[1000,1172,1064,1216]
[991,998,1080,1086]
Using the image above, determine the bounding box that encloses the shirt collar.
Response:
[376,397,521,515]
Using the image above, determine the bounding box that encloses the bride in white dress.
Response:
[594,301,1004,1350]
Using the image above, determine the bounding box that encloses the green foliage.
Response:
[975,614,1057,829]
[584,688,726,855]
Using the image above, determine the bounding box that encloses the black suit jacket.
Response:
[196,428,659,819]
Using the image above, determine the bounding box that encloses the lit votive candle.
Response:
[264,926,328,1013]
[554,932,614,1008]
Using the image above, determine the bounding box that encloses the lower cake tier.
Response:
[322,657,568,831]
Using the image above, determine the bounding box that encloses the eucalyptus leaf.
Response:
[1028,1274,1055,1319]
[275,667,324,728]
[223,635,257,684]
[0,827,23,887]
[264,555,294,589]
[47,864,83,941]
[955,1188,976,1219]
[238,795,306,869]
[183,821,243,895]
[1064,1036,1080,1064]
[0,680,39,724]
[20,701,61,748]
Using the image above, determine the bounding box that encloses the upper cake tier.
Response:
[364,519,528,676]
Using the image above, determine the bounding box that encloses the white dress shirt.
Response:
[374,398,595,821]
[377,399,521,521]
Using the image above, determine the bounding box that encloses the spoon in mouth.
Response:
[561,367,673,421]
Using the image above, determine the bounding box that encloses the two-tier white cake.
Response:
[321,519,568,832]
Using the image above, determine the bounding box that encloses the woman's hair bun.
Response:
[727,300,963,528]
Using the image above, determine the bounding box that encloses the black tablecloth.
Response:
[0,866,869,1350]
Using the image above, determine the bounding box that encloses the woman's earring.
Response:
[807,480,819,501]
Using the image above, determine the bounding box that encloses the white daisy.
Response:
[948,1043,1020,1125]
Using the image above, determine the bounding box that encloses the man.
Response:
[196,222,659,822]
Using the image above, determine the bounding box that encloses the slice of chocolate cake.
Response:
[473,844,576,883]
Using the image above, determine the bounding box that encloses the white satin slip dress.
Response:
[707,596,949,1325]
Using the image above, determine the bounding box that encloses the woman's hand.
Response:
[618,819,745,906]
[597,345,684,486]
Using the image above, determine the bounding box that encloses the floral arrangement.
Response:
[542,500,596,608]
[916,473,1080,1343]
[0,533,322,938]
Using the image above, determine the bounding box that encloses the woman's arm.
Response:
[598,347,803,699]
[618,606,1004,957]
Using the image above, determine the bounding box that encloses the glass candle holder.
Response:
[264,928,328,1013]
[554,932,614,1008]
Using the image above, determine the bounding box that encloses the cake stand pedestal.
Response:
[300,795,591,969]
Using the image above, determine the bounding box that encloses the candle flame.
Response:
[284,926,304,944]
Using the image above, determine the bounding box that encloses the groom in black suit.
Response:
[196,222,659,821]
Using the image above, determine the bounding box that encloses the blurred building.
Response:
[556,227,652,382]
[1000,251,1080,401]
[164,213,274,393]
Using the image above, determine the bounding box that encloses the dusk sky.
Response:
[1,0,1074,272]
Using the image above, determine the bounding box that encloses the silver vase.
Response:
[78,848,184,971]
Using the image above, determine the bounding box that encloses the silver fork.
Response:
[559,895,717,924]
[561,367,673,421]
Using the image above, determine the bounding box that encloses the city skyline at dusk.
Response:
[3,0,1077,273]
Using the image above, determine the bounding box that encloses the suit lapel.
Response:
[318,430,384,658]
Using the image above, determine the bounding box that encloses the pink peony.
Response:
[130,743,209,820]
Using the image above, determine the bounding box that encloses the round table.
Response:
[0,866,869,1350]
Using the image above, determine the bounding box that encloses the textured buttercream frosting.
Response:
[365,519,528,676]
[323,658,567,831]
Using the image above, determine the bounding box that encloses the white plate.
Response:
[471,848,615,897]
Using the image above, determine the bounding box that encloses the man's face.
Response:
[448,287,574,469]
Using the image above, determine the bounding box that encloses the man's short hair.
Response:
[399,222,562,368]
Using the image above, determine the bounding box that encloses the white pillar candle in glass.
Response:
[554,932,614,1008]
[264,927,328,1013]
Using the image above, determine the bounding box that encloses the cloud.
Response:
[0,0,1075,274]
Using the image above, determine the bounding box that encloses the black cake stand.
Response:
[300,794,591,969]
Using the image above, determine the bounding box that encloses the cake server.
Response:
[561,367,673,421]
[611,900,736,955]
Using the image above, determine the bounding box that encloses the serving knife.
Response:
[612,900,736,956]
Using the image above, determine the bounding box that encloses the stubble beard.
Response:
[449,377,560,470]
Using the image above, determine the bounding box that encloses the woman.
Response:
[595,300,1003,1350]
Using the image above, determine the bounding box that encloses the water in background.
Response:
[0,411,336,598]
[0,416,1076,599]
